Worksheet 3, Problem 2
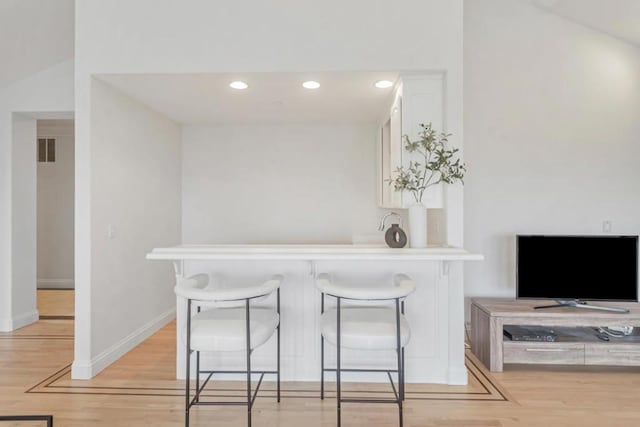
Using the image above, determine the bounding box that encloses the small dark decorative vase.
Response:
[385,224,408,248]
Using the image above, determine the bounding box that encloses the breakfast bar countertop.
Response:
[146,244,484,261]
[147,243,483,384]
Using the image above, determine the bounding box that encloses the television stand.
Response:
[534,299,630,313]
[470,298,640,372]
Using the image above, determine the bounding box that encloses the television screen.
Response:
[517,235,638,302]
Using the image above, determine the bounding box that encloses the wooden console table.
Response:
[470,298,640,372]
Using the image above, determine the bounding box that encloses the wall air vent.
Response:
[37,138,56,162]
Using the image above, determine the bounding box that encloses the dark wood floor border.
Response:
[0,336,73,340]
[42,362,491,396]
[26,356,510,402]
[39,316,75,320]
[465,351,512,403]
[26,364,73,393]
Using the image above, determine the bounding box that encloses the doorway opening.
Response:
[36,119,75,319]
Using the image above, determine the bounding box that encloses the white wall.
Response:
[70,78,182,378]
[75,0,464,377]
[464,0,640,299]
[11,114,38,327]
[37,119,75,288]
[0,60,74,331]
[182,124,381,243]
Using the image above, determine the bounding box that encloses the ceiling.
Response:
[0,0,74,89]
[533,0,640,46]
[99,72,400,125]
[0,0,636,97]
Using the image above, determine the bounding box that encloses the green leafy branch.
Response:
[388,123,466,203]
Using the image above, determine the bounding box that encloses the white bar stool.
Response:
[174,273,283,427]
[316,273,416,427]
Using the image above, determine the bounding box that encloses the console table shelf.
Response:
[470,298,640,371]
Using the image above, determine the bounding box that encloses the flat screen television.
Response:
[516,235,638,312]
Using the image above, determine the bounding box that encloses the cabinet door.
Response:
[377,74,445,209]
[379,92,403,208]
[400,74,444,209]
[379,118,391,206]
[388,94,403,207]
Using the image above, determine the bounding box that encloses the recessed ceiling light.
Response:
[302,81,321,89]
[229,81,248,90]
[375,80,394,89]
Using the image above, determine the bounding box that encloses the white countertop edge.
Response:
[146,244,484,261]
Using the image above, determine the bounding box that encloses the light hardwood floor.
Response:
[1,319,640,426]
[36,289,74,319]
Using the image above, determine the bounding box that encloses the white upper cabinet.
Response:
[378,73,445,209]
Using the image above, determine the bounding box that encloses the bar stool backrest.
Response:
[175,273,282,306]
[315,273,415,302]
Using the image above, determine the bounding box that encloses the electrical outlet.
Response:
[602,220,612,233]
[107,224,116,239]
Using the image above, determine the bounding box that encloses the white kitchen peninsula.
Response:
[147,244,482,385]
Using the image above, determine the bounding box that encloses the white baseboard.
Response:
[37,279,75,289]
[0,318,11,332]
[71,307,175,379]
[0,309,39,332]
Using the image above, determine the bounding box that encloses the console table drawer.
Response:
[585,344,640,366]
[504,343,584,365]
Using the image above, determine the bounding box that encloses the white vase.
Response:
[408,203,427,248]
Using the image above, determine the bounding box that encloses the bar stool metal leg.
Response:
[195,306,201,403]
[320,292,325,400]
[277,288,281,402]
[401,348,405,401]
[336,297,342,427]
[401,300,405,401]
[246,298,252,427]
[195,351,200,403]
[396,298,403,427]
[185,299,192,427]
